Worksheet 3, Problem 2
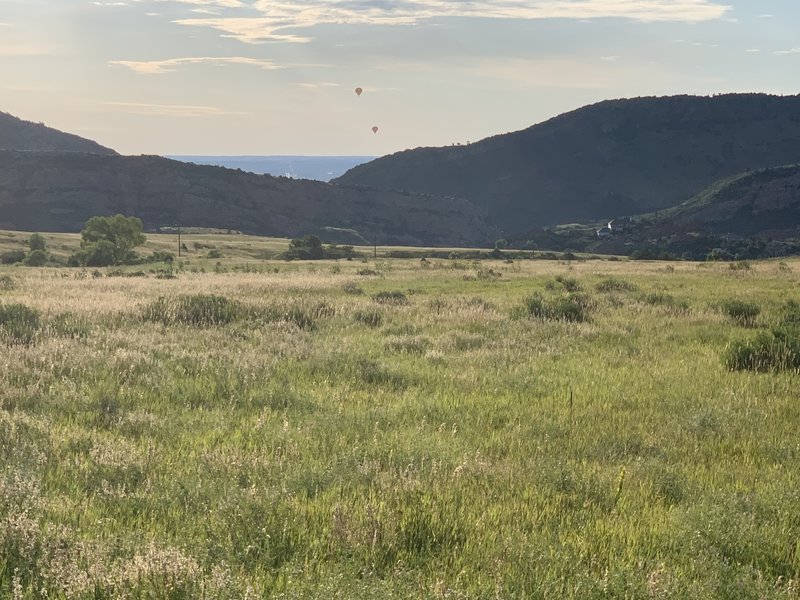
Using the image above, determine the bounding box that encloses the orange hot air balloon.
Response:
[372,126,379,134]
[355,87,363,96]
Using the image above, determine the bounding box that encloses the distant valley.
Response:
[168,156,375,182]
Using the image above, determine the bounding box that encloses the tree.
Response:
[24,249,48,267]
[84,240,117,267]
[77,215,146,266]
[284,235,324,260]
[29,233,47,252]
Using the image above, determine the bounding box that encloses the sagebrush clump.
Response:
[595,277,638,293]
[723,299,800,371]
[353,309,383,328]
[373,291,409,305]
[0,275,16,291]
[142,294,243,327]
[718,299,760,327]
[523,292,592,322]
[724,327,800,372]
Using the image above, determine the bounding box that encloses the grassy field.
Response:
[1,234,799,598]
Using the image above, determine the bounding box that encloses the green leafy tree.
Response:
[77,215,146,266]
[284,235,324,260]
[29,233,47,252]
[24,249,48,267]
[84,240,117,267]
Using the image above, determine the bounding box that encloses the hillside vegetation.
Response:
[658,164,800,237]
[0,111,116,155]
[0,151,496,247]
[1,250,799,597]
[507,165,800,259]
[335,94,800,234]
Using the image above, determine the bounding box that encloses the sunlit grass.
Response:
[1,249,799,598]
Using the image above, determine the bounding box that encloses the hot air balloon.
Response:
[355,87,363,96]
[372,126,379,134]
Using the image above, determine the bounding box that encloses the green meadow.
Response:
[1,232,799,598]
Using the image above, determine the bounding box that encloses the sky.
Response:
[1,0,799,155]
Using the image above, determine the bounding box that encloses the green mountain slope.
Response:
[0,151,496,247]
[657,164,800,237]
[0,112,116,155]
[507,165,800,259]
[334,94,800,233]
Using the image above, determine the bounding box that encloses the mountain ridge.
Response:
[0,112,117,155]
[334,93,800,234]
[0,150,496,247]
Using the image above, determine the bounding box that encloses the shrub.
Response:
[353,309,383,328]
[278,306,316,330]
[719,299,760,327]
[476,267,502,280]
[385,335,429,354]
[546,275,581,292]
[48,312,91,339]
[1,250,26,265]
[257,302,333,330]
[0,303,41,345]
[0,275,15,291]
[24,249,49,267]
[595,277,638,293]
[142,294,243,327]
[523,292,592,323]
[147,251,175,263]
[107,270,147,278]
[373,291,409,305]
[206,249,224,259]
[640,293,690,313]
[342,282,363,295]
[780,300,800,327]
[724,328,800,372]
[729,261,751,271]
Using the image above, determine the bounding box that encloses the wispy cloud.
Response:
[109,56,282,74]
[103,101,251,117]
[296,82,340,89]
[147,0,245,6]
[174,1,732,44]
[173,17,313,43]
[774,48,800,55]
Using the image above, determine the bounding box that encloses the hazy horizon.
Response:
[167,154,376,181]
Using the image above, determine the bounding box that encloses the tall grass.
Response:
[1,255,799,598]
